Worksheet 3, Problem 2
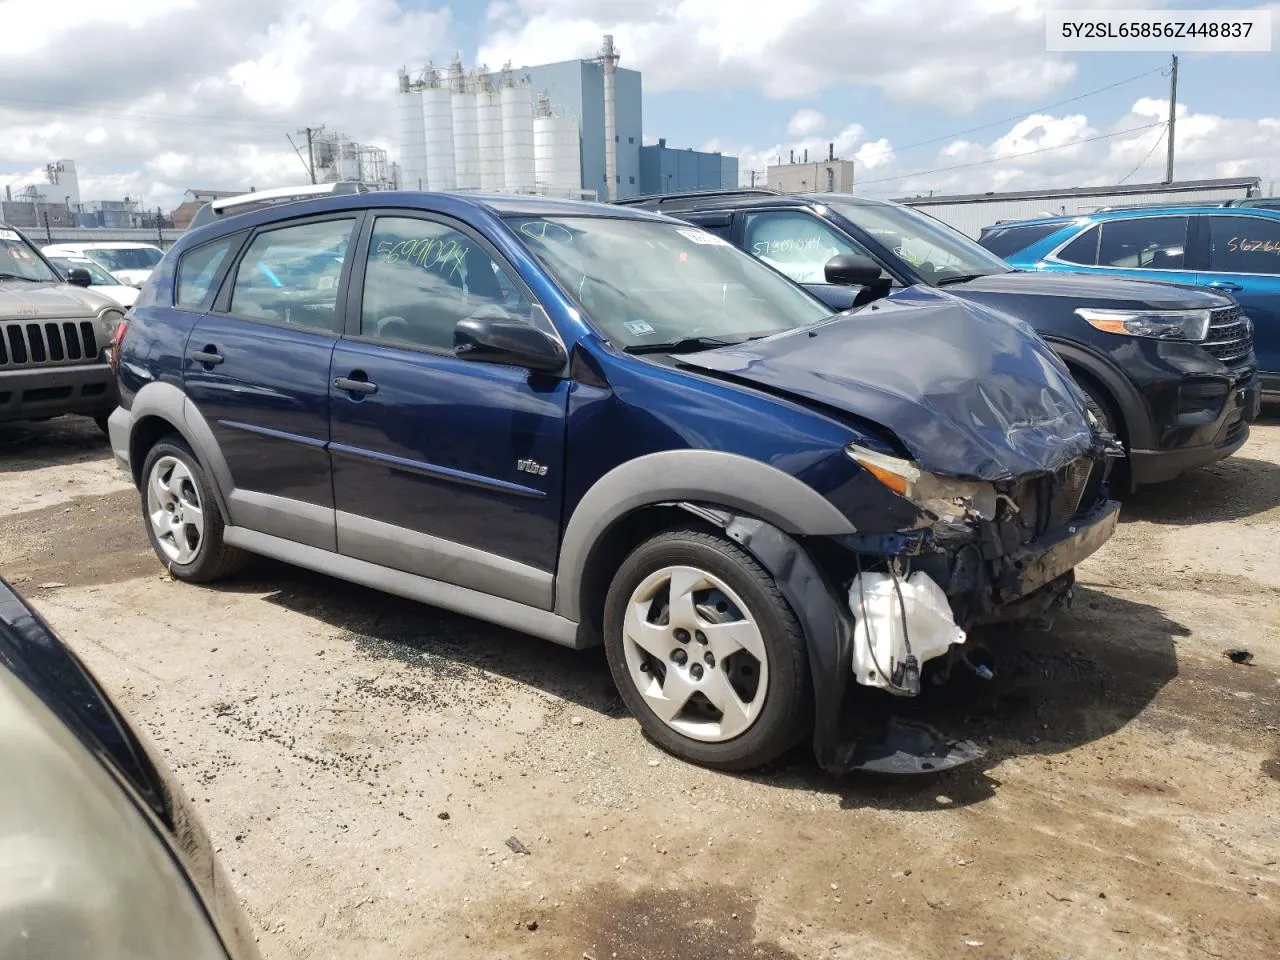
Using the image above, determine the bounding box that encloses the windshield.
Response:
[825,199,1012,284]
[88,246,164,271]
[507,216,831,348]
[0,229,59,282]
[48,256,120,285]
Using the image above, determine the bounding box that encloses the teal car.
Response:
[981,205,1280,398]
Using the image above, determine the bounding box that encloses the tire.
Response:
[602,527,812,771]
[139,435,248,582]
[93,413,111,435]
[1075,376,1132,494]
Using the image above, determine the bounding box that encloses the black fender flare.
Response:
[1042,337,1154,450]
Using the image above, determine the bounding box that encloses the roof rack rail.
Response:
[1090,199,1235,212]
[613,188,780,207]
[186,181,372,231]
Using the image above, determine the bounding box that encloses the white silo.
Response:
[534,94,581,198]
[450,57,480,191]
[499,65,535,194]
[396,68,427,191]
[421,65,456,191]
[475,70,505,192]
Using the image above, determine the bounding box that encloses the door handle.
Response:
[190,346,224,365]
[1207,281,1244,292]
[333,375,378,397]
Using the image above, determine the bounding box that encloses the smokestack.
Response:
[803,148,808,163]
[789,149,794,164]
[828,142,834,161]
[599,35,620,201]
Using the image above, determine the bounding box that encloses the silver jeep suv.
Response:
[0,224,125,432]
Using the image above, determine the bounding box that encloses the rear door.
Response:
[328,211,570,607]
[1197,214,1280,379]
[184,214,361,551]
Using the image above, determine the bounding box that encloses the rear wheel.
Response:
[140,436,248,582]
[602,527,811,771]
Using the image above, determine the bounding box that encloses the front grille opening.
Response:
[43,323,65,362]
[80,322,98,359]
[22,386,73,403]
[25,324,47,363]
[7,326,27,364]
[81,382,108,396]
[1204,306,1254,366]
[62,322,83,360]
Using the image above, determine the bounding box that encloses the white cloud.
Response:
[0,0,452,209]
[478,0,1091,108]
[787,109,827,138]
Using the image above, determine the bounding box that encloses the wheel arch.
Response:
[1043,337,1154,450]
[554,450,857,628]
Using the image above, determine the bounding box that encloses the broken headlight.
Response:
[1075,307,1210,342]
[845,444,997,522]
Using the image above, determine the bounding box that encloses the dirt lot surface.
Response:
[2,415,1277,960]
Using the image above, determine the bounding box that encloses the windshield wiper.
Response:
[934,273,993,286]
[625,335,748,355]
[0,272,40,282]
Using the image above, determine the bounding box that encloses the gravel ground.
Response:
[1,414,1277,960]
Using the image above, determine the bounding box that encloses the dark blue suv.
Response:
[108,190,1119,774]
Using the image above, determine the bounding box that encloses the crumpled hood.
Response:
[681,287,1098,482]
[0,280,117,318]
[954,269,1233,309]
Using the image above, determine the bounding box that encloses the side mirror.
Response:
[824,253,883,287]
[455,315,567,374]
[66,267,93,287]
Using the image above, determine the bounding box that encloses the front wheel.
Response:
[602,527,811,771]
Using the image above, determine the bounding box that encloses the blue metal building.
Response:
[639,139,739,195]
[516,59,643,200]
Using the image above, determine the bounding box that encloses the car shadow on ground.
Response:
[0,416,110,472]
[212,563,1185,810]
[1121,453,1280,525]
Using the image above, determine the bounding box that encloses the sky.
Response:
[1,0,1277,210]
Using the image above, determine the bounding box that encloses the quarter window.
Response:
[1095,217,1188,269]
[742,211,876,284]
[1056,226,1099,265]
[360,217,532,350]
[229,219,354,330]
[1207,216,1280,275]
[177,237,236,307]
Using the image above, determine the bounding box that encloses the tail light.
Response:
[106,318,128,375]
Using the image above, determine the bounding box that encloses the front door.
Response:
[738,209,881,310]
[329,212,570,609]
[1199,214,1280,380]
[184,215,359,550]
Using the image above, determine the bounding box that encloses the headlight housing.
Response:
[1075,307,1210,342]
[845,444,997,522]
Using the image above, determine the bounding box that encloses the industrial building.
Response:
[394,37,730,201]
[767,148,855,194]
[639,139,737,195]
[896,176,1265,238]
[310,131,395,189]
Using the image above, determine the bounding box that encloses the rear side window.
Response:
[1096,217,1188,269]
[979,223,1064,258]
[1056,225,1100,265]
[1207,215,1280,275]
[176,237,236,307]
[229,219,355,331]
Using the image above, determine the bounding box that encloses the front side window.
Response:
[0,228,59,282]
[743,211,874,284]
[88,246,165,271]
[360,217,532,350]
[1096,217,1188,269]
[177,237,236,308]
[825,199,1011,284]
[509,216,831,349]
[1207,215,1280,275]
[229,219,354,330]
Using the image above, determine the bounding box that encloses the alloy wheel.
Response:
[146,455,205,565]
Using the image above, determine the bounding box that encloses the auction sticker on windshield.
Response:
[677,228,729,246]
[0,230,20,242]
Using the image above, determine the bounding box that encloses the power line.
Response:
[1119,123,1168,185]
[857,121,1167,191]
[890,65,1166,154]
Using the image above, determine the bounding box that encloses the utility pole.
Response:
[749,170,757,187]
[1164,54,1178,184]
[43,211,51,244]
[298,125,324,184]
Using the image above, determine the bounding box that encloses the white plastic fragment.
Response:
[848,571,965,694]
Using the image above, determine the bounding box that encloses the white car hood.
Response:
[92,284,139,307]
[111,269,152,287]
